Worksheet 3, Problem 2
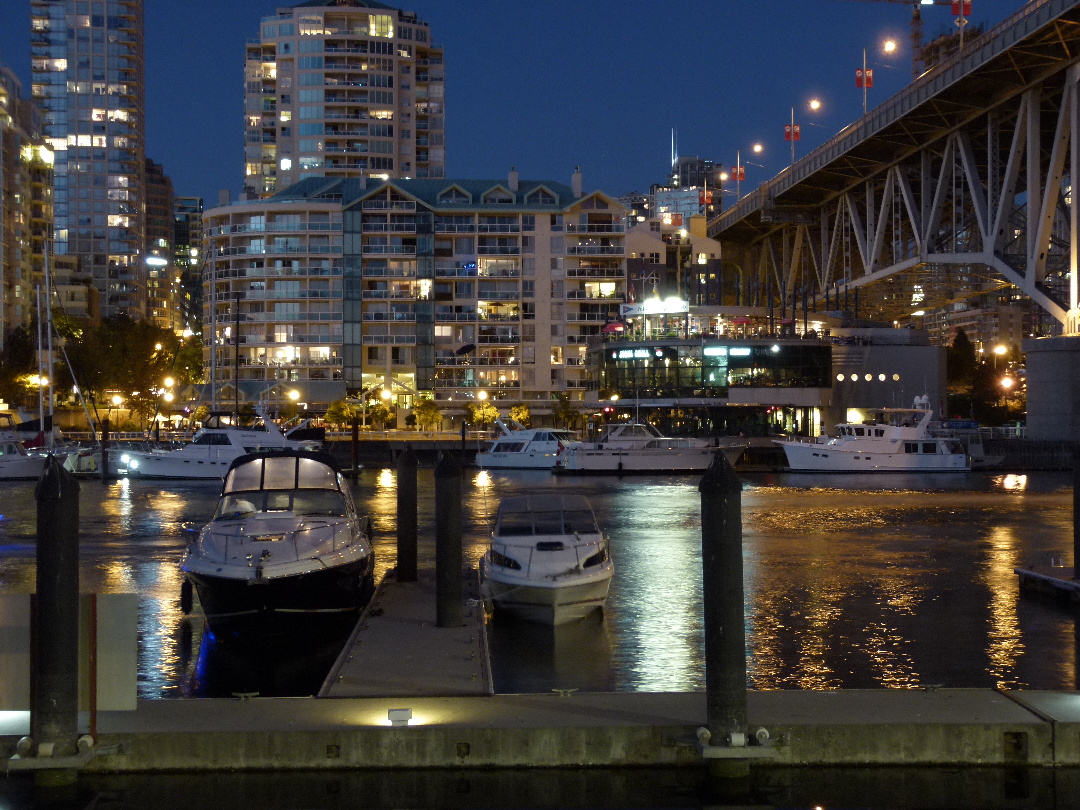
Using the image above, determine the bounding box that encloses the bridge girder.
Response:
[711,0,1080,332]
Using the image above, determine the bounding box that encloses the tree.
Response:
[552,394,581,430]
[466,400,498,429]
[413,398,442,430]
[509,403,531,427]
[947,328,976,390]
[324,399,358,428]
[367,401,394,429]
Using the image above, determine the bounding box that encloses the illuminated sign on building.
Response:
[619,297,689,318]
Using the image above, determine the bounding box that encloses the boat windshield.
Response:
[496,507,599,536]
[215,488,347,519]
[224,454,338,492]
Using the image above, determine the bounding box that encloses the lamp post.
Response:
[993,344,1007,370]
[787,100,821,166]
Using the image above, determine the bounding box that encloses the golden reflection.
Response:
[995,474,1028,491]
[377,468,395,490]
[473,470,493,489]
[980,525,1024,688]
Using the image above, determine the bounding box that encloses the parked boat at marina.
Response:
[475,418,582,469]
[774,397,970,473]
[0,413,54,481]
[181,449,375,640]
[117,411,321,479]
[480,494,613,626]
[555,421,743,474]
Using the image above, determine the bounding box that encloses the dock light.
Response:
[388,708,413,727]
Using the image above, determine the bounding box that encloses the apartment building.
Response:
[0,62,53,350]
[201,171,627,416]
[244,0,445,198]
[30,0,147,320]
[173,196,203,334]
[145,157,178,330]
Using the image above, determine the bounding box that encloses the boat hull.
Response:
[776,440,969,472]
[184,555,374,640]
[476,451,563,470]
[556,446,725,474]
[480,562,612,626]
[120,449,238,479]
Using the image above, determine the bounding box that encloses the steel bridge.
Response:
[709,0,1080,335]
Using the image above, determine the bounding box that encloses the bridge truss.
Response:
[711,0,1080,334]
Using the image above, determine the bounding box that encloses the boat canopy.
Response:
[494,494,599,536]
[223,451,340,494]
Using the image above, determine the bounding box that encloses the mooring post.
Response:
[31,457,81,786]
[350,416,360,479]
[1073,448,1079,581]
[434,451,463,627]
[99,417,110,482]
[699,452,750,779]
[396,445,418,582]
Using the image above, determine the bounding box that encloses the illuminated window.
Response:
[369,14,394,37]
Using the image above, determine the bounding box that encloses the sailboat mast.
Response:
[35,287,45,446]
[44,241,54,450]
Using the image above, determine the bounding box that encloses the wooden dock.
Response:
[1015,565,1080,604]
[319,569,492,698]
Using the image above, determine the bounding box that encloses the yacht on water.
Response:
[181,449,375,640]
[555,421,745,474]
[479,494,613,626]
[773,396,970,473]
[115,411,322,479]
[475,418,582,469]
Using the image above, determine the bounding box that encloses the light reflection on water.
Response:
[0,469,1076,697]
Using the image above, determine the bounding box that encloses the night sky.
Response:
[0,0,1025,204]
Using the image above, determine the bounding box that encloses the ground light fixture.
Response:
[387,708,413,727]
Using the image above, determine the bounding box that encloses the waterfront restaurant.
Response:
[586,337,834,438]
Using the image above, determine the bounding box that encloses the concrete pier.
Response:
[5,572,1080,775]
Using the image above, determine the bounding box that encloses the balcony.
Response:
[361,289,417,300]
[361,245,416,256]
[565,222,625,234]
[362,312,416,322]
[566,244,624,256]
[362,200,416,211]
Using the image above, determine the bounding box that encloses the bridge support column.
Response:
[1023,336,1080,440]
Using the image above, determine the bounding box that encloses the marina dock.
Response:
[4,570,1080,774]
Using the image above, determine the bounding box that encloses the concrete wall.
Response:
[1023,335,1080,441]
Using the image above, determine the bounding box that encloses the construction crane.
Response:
[839,0,958,78]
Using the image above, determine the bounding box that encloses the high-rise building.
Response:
[244,0,445,197]
[0,60,53,351]
[145,157,177,329]
[30,0,146,320]
[173,196,203,334]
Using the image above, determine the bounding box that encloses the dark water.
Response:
[0,468,1076,698]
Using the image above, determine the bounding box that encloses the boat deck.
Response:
[320,569,492,697]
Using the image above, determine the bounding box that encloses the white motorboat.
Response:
[479,494,613,626]
[0,413,60,481]
[475,418,582,469]
[181,449,375,640]
[116,411,321,479]
[774,396,970,473]
[555,422,743,474]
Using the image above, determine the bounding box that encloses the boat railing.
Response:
[199,515,362,565]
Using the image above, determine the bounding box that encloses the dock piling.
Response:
[434,452,463,627]
[99,417,110,481]
[396,445,418,582]
[30,457,81,785]
[699,452,761,780]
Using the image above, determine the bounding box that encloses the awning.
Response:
[729,316,754,324]
[601,321,626,333]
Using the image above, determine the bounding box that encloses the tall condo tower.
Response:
[30,0,147,319]
[245,0,445,197]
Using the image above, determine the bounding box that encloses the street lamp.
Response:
[788,99,822,166]
[859,39,899,115]
[993,344,1007,369]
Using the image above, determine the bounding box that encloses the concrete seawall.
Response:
[3,689,1079,772]
[3,575,1079,774]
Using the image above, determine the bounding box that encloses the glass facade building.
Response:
[30,0,146,319]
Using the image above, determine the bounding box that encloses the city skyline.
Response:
[0,0,1024,203]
